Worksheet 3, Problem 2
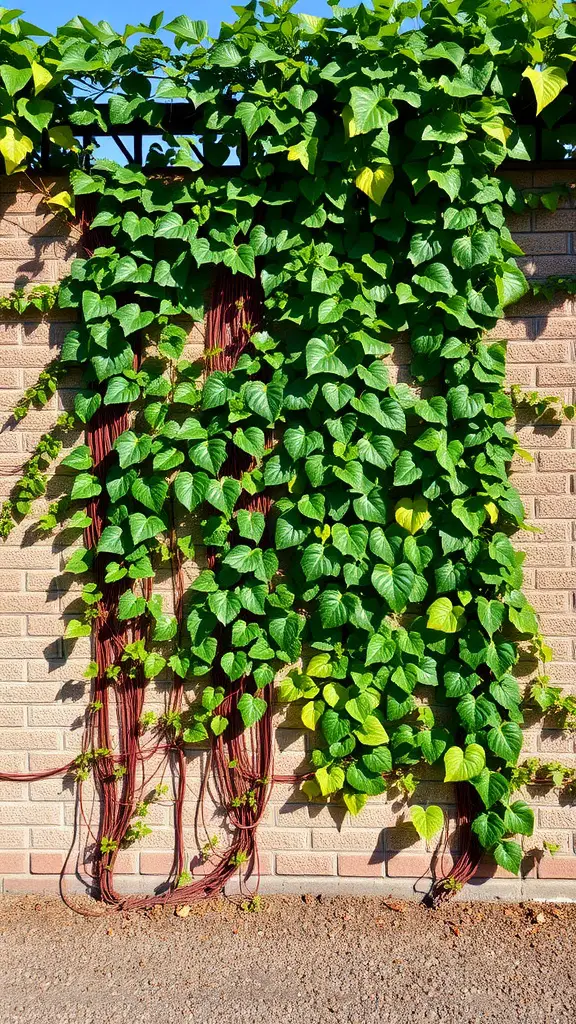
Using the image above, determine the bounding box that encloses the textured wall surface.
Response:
[1,169,576,900]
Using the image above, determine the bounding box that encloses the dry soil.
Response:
[0,893,574,1024]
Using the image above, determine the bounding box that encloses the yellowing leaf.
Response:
[306,654,333,678]
[426,597,465,633]
[287,136,318,173]
[0,126,33,174]
[444,743,485,783]
[301,778,321,801]
[395,496,430,534]
[301,699,324,730]
[343,790,367,816]
[315,764,345,796]
[342,104,357,139]
[49,126,79,151]
[410,804,444,842]
[32,62,53,94]
[484,501,499,524]
[482,118,511,146]
[45,190,75,215]
[522,66,568,116]
[355,164,394,206]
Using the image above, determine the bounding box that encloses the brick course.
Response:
[1,171,576,896]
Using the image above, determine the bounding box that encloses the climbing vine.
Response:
[1,0,576,904]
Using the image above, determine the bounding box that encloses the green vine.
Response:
[1,0,576,882]
[0,284,60,317]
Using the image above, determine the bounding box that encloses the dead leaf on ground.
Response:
[383,899,406,913]
[175,905,191,918]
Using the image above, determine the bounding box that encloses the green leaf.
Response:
[97,525,124,555]
[221,651,250,682]
[104,376,140,405]
[444,743,485,782]
[165,15,208,41]
[0,65,32,95]
[496,261,528,308]
[205,477,241,515]
[236,509,265,543]
[493,839,522,875]
[114,431,152,469]
[234,426,266,458]
[472,769,510,810]
[371,563,415,613]
[237,692,268,728]
[346,762,387,796]
[129,513,166,545]
[208,589,242,625]
[131,476,168,514]
[75,391,101,424]
[353,713,388,746]
[143,652,167,679]
[318,586,352,628]
[61,446,92,471]
[410,805,444,842]
[115,303,155,336]
[471,811,505,849]
[503,801,534,837]
[174,471,208,512]
[117,589,147,620]
[64,547,92,575]
[71,473,101,501]
[244,380,283,422]
[331,523,368,558]
[486,722,523,764]
[64,619,92,639]
[413,262,455,296]
[306,336,352,377]
[477,597,505,637]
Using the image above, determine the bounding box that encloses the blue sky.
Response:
[21,0,333,34]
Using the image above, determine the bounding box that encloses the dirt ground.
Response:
[0,894,574,1024]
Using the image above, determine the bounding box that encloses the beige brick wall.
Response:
[1,169,576,897]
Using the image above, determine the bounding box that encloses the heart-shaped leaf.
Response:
[410,804,444,841]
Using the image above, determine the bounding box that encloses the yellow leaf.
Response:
[522,66,568,116]
[484,501,499,524]
[482,118,511,146]
[343,791,367,816]
[355,164,394,206]
[315,764,345,796]
[48,126,79,152]
[395,496,430,534]
[45,190,75,215]
[314,523,330,543]
[0,126,33,174]
[306,654,332,678]
[287,137,318,173]
[300,778,321,801]
[301,699,323,730]
[515,447,533,463]
[342,104,356,139]
[32,62,53,94]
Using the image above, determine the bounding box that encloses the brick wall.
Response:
[1,169,576,899]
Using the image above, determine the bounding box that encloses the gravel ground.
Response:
[0,894,575,1024]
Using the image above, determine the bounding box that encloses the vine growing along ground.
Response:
[0,0,575,906]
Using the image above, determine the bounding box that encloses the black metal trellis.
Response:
[31,88,576,172]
